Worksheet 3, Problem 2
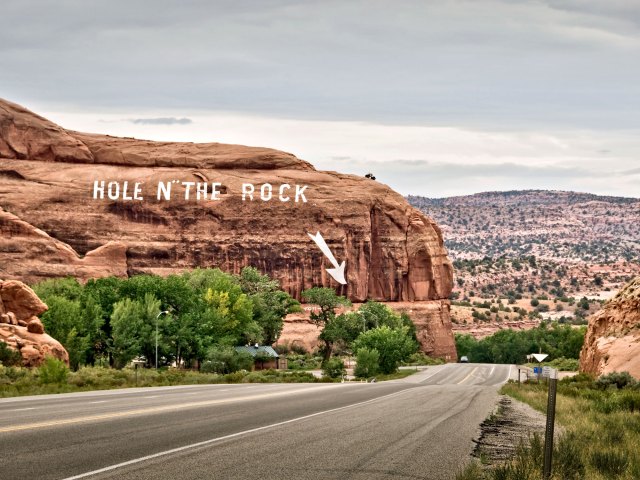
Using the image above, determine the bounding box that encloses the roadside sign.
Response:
[533,367,541,374]
[542,366,552,378]
[532,353,548,363]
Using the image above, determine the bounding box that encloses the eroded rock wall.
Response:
[580,277,640,378]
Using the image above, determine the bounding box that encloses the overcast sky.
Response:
[1,0,638,197]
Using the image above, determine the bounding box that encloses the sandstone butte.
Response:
[0,279,69,366]
[580,276,640,379]
[0,98,457,360]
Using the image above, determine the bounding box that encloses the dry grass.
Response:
[458,376,640,480]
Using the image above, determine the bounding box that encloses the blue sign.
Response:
[534,367,541,374]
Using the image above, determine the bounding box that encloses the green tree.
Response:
[83,276,126,365]
[238,267,300,345]
[111,294,161,368]
[454,333,478,360]
[301,287,349,361]
[455,324,586,364]
[358,301,403,330]
[204,288,258,345]
[201,346,254,374]
[353,326,416,374]
[319,311,363,355]
[38,296,88,370]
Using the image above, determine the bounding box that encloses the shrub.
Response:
[286,353,321,370]
[0,341,22,366]
[244,369,317,383]
[590,449,629,477]
[553,432,586,480]
[353,326,416,374]
[38,357,69,384]
[354,348,379,378]
[322,357,345,379]
[595,371,637,390]
[546,357,579,371]
[403,352,444,366]
[201,346,254,374]
[223,371,246,383]
[618,390,640,413]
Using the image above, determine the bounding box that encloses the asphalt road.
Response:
[0,363,513,480]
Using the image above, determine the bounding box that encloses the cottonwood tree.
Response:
[301,287,349,361]
[238,267,300,345]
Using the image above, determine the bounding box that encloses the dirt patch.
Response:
[472,395,549,465]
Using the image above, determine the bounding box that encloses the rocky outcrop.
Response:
[277,312,323,353]
[0,98,456,358]
[0,279,69,366]
[580,277,640,378]
[0,99,94,164]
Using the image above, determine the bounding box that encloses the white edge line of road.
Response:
[60,388,411,480]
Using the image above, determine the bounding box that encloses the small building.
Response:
[235,345,287,371]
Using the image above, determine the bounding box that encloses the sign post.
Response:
[532,353,548,383]
[543,368,558,480]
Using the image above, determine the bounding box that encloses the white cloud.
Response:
[1,0,639,130]
[41,109,640,198]
[2,1,637,199]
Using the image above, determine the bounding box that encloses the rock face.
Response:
[580,277,640,378]
[0,208,128,284]
[0,98,456,358]
[0,279,69,366]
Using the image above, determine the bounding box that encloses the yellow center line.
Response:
[0,385,344,433]
[457,367,479,385]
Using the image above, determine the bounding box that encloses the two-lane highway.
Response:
[0,364,513,480]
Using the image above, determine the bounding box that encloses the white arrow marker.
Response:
[307,231,347,285]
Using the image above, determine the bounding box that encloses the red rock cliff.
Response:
[580,277,640,378]
[0,98,456,359]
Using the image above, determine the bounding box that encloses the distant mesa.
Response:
[0,98,456,360]
[580,277,640,379]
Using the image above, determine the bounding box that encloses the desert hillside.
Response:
[409,191,640,337]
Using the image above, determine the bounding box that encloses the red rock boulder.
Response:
[0,279,69,366]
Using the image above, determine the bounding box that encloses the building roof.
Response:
[235,345,280,358]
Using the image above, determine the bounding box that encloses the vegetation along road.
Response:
[0,363,513,480]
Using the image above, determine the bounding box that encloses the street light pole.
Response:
[156,310,169,370]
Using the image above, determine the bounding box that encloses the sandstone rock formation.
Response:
[580,277,640,378]
[0,98,456,359]
[0,208,128,284]
[0,279,69,366]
